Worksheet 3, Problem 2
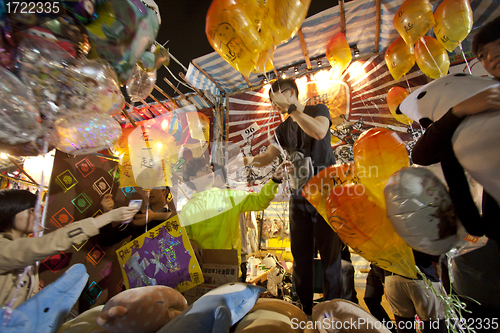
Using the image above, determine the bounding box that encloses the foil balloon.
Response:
[326,32,352,76]
[18,35,124,120]
[126,64,157,102]
[385,167,461,256]
[128,126,177,189]
[139,43,170,71]
[0,67,44,146]
[267,0,311,46]
[393,0,435,49]
[55,113,122,155]
[206,0,265,78]
[353,127,410,209]
[414,36,450,79]
[326,184,417,279]
[186,111,211,142]
[386,87,412,125]
[434,0,473,52]
[385,37,416,81]
[62,0,98,24]
[85,0,160,83]
[302,163,357,222]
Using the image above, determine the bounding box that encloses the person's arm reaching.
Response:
[243,144,281,167]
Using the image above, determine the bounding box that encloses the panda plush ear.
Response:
[419,118,433,128]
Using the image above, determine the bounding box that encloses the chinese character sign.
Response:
[116,215,204,292]
[128,125,177,189]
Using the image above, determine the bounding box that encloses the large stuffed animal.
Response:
[95,285,187,333]
[157,282,265,333]
[0,264,89,333]
[397,73,500,206]
[312,299,392,333]
[234,298,317,333]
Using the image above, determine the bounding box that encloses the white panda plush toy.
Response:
[397,73,500,205]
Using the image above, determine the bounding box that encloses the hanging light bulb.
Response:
[294,67,299,74]
[317,60,322,67]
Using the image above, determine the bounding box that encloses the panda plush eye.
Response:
[417,91,427,99]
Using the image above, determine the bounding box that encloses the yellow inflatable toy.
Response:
[386,87,412,125]
[414,36,450,79]
[384,37,415,81]
[434,0,473,52]
[393,0,435,50]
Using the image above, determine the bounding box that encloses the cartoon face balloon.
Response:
[414,36,450,79]
[385,37,415,81]
[326,32,352,76]
[353,127,410,209]
[387,87,412,125]
[326,184,417,278]
[393,0,435,49]
[434,0,473,52]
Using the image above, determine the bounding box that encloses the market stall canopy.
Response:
[184,0,500,96]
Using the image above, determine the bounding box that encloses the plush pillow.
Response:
[312,299,391,333]
[157,282,264,333]
[234,298,316,333]
[397,73,500,205]
[0,264,88,333]
[95,285,187,333]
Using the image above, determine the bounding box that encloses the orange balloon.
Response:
[302,163,357,222]
[385,37,416,81]
[353,128,410,209]
[434,0,473,52]
[415,36,450,79]
[326,32,352,75]
[326,184,417,278]
[387,87,412,125]
[267,0,311,45]
[205,0,265,77]
[393,0,435,49]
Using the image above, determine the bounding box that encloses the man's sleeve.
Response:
[313,104,332,127]
[412,109,464,165]
[236,180,280,213]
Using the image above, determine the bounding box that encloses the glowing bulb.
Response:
[0,153,8,159]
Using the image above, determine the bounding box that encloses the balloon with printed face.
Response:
[0,66,44,146]
[434,0,473,52]
[128,126,178,189]
[385,167,461,255]
[266,0,311,45]
[126,64,157,102]
[63,0,98,24]
[206,0,266,78]
[55,113,122,155]
[326,32,352,75]
[385,37,416,81]
[326,184,417,278]
[393,0,435,49]
[302,163,356,222]
[186,111,211,142]
[415,36,450,79]
[387,87,413,125]
[353,127,410,209]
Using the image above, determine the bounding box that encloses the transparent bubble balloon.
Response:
[126,64,157,103]
[0,67,44,146]
[55,113,122,155]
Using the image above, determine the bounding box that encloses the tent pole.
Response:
[191,61,225,93]
[7,157,38,186]
[148,93,172,112]
[298,28,312,70]
[179,72,216,109]
[375,0,381,53]
[242,75,253,88]
[339,0,346,35]
[154,85,182,108]
[121,106,137,127]
[163,77,200,109]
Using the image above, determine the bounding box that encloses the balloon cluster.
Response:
[205,0,311,77]
[0,0,161,156]
[304,128,417,278]
[386,0,472,80]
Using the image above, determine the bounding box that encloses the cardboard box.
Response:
[183,249,239,304]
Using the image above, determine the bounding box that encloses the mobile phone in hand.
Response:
[123,200,142,224]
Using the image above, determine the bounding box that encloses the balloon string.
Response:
[420,37,444,77]
[459,43,472,75]
[404,73,413,93]
[2,266,31,325]
[144,190,150,233]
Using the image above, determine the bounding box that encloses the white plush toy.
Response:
[397,73,500,205]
